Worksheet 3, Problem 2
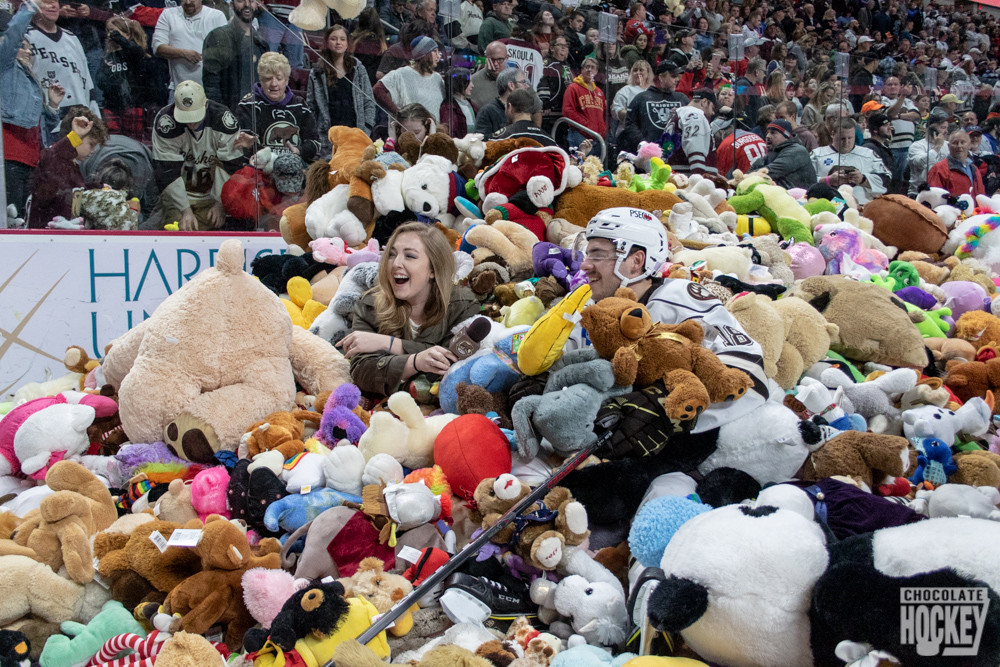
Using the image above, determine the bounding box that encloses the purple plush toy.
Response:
[817,227,889,275]
[317,384,368,446]
[939,281,991,320]
[531,242,582,291]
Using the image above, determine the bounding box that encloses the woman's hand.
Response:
[414,346,457,374]
[337,331,391,358]
[47,83,65,108]
[71,116,93,138]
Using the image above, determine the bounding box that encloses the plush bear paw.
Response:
[164,412,220,464]
[714,368,753,402]
[532,531,566,570]
[660,386,709,422]
[562,501,588,536]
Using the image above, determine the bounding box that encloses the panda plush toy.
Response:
[647,504,1000,667]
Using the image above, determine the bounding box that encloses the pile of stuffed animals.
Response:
[3,126,1000,667]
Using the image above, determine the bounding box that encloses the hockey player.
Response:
[152,80,255,231]
[566,207,769,432]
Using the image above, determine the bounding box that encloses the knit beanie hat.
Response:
[767,119,795,140]
[410,36,438,61]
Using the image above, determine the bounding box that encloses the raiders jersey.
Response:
[152,100,244,210]
[565,278,768,433]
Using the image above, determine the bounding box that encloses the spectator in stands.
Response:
[775,100,818,151]
[307,24,376,158]
[908,109,950,195]
[928,129,986,198]
[352,8,388,87]
[881,75,920,186]
[453,0,483,53]
[375,36,444,120]
[561,10,589,68]
[389,103,436,146]
[439,67,476,137]
[717,121,767,178]
[815,101,853,147]
[969,125,993,156]
[28,107,106,228]
[152,80,254,230]
[237,52,318,162]
[621,31,653,71]
[344,222,479,398]
[983,116,1000,154]
[152,0,226,90]
[26,0,99,119]
[811,117,891,204]
[621,61,688,153]
[2,0,64,217]
[563,56,606,154]
[539,0,565,23]
[666,28,697,69]
[96,17,148,140]
[531,10,556,50]
[377,20,433,80]
[475,66,525,137]
[538,35,575,132]
[479,0,513,46]
[201,0,265,112]
[492,88,555,145]
[865,112,908,194]
[624,3,647,43]
[612,59,652,136]
[665,89,717,174]
[258,0,305,68]
[801,81,835,129]
[470,41,506,111]
[380,0,410,38]
[735,56,766,128]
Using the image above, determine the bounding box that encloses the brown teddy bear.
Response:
[152,631,226,667]
[455,382,512,429]
[553,184,682,227]
[926,338,977,371]
[95,517,204,612]
[280,127,375,251]
[580,288,752,422]
[943,257,997,295]
[164,515,282,650]
[797,430,909,490]
[337,557,417,636]
[473,474,589,571]
[242,410,323,460]
[944,356,1000,407]
[464,220,538,281]
[151,479,199,524]
[4,461,118,584]
[953,311,1000,352]
[950,450,1000,490]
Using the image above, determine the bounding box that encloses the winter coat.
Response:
[202,18,268,112]
[749,136,817,190]
[0,4,53,129]
[28,134,88,228]
[928,156,986,200]
[349,288,480,396]
[478,13,512,47]
[97,32,148,113]
[306,60,375,159]
[620,86,689,153]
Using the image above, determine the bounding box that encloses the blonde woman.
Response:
[340,222,479,397]
[235,52,320,162]
[612,59,653,131]
[801,80,836,129]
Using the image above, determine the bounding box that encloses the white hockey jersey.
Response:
[26,25,99,115]
[565,278,768,433]
[664,105,716,175]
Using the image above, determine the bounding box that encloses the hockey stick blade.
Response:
[326,433,609,664]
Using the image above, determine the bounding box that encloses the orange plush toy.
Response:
[281,127,375,251]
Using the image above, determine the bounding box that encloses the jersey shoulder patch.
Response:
[154,109,182,138]
[205,101,240,134]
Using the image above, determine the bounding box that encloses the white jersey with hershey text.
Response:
[564,278,768,433]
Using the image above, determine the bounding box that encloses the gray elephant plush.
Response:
[512,348,631,459]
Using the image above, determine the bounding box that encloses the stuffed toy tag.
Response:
[167,529,203,548]
[148,530,168,553]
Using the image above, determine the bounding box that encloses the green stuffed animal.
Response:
[629,158,673,192]
[729,173,831,246]
[887,260,921,292]
[39,601,146,667]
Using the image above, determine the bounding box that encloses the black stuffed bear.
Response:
[0,630,29,667]
[269,580,352,651]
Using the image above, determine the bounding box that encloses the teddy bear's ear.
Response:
[614,287,637,301]
[357,557,384,574]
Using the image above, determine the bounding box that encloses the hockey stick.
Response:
[328,432,610,663]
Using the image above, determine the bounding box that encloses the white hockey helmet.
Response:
[579,207,669,287]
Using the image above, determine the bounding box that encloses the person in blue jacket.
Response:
[1,0,65,218]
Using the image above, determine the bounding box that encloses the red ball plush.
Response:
[433,414,512,501]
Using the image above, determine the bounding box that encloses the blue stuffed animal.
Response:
[264,488,362,533]
[438,325,530,414]
[908,437,957,488]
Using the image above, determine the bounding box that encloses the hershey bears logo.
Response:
[686,281,716,301]
[222,110,238,130]
[156,113,176,134]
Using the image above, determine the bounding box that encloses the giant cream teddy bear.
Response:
[103,240,351,463]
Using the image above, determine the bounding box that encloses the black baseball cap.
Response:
[868,113,891,132]
[692,89,718,107]
[656,62,684,76]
